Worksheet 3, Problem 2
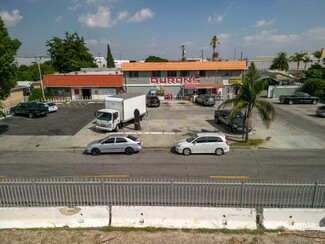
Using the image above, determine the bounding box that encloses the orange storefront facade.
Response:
[122,61,247,99]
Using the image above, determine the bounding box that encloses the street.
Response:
[1,149,324,180]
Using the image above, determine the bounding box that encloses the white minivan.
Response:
[175,132,229,156]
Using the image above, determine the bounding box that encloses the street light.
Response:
[34,56,46,101]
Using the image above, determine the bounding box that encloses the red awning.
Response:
[183,83,225,89]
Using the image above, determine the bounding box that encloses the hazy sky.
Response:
[1,0,325,61]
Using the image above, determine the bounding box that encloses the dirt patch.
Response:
[1,229,324,244]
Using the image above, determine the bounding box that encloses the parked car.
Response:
[86,134,143,156]
[279,92,319,105]
[215,109,251,132]
[46,102,58,112]
[196,94,215,106]
[175,132,229,156]
[316,106,325,117]
[10,102,49,118]
[146,95,160,107]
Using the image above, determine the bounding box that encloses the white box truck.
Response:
[96,93,146,132]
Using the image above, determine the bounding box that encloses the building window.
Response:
[129,71,138,78]
[180,70,189,77]
[199,70,206,77]
[152,71,161,77]
[167,71,177,77]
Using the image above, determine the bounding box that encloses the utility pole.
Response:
[181,45,186,61]
[34,56,46,101]
[201,50,204,61]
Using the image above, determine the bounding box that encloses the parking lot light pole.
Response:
[34,56,46,101]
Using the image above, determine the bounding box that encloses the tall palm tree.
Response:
[313,50,322,64]
[269,52,289,71]
[210,35,220,60]
[221,63,276,142]
[290,52,306,71]
[302,56,313,70]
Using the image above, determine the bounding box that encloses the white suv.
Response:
[175,132,229,156]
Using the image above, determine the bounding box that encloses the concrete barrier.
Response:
[263,209,325,231]
[111,206,257,229]
[0,206,109,229]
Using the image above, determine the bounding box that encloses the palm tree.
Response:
[269,52,289,71]
[210,35,220,60]
[290,52,306,71]
[302,56,313,70]
[313,50,322,64]
[221,63,276,142]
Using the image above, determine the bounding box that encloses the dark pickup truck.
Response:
[279,92,319,105]
[10,102,49,118]
[214,109,249,132]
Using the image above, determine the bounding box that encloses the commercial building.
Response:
[43,73,123,100]
[122,61,247,99]
[42,61,247,100]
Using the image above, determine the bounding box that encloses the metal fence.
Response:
[1,178,324,208]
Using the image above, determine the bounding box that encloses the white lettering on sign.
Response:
[150,77,200,85]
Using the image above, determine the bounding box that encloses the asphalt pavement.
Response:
[0,99,324,152]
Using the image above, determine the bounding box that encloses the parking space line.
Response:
[209,176,249,179]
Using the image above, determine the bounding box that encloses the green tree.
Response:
[0,18,21,100]
[303,78,325,98]
[145,56,168,62]
[313,50,322,64]
[304,63,325,79]
[269,52,289,71]
[28,88,52,102]
[290,52,306,71]
[106,43,115,68]
[210,35,220,60]
[46,32,96,73]
[302,56,313,70]
[16,61,56,81]
[221,63,276,142]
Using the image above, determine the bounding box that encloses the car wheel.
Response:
[28,113,34,118]
[183,148,191,156]
[114,125,119,132]
[215,116,219,124]
[125,147,134,155]
[215,148,224,156]
[91,147,101,156]
[288,100,293,105]
[312,100,317,105]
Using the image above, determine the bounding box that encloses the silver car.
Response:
[196,94,216,106]
[175,132,230,156]
[86,134,143,156]
[316,106,325,117]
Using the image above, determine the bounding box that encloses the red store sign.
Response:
[150,77,200,85]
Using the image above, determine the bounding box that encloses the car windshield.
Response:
[97,112,112,121]
[186,134,198,142]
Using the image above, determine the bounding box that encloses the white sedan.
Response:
[175,132,230,156]
[46,102,58,112]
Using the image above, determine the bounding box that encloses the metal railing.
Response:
[1,178,324,208]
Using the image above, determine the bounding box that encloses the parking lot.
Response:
[1,99,324,150]
[0,102,103,135]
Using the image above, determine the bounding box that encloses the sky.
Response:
[1,0,325,61]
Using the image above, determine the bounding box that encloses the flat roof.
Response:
[122,61,247,71]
